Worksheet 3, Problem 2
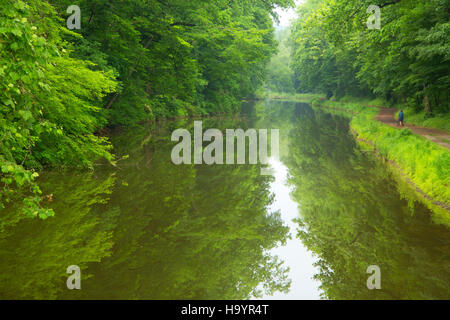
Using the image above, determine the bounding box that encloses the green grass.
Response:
[312,99,450,217]
[336,95,450,133]
[261,91,325,102]
[399,107,450,132]
[338,95,389,108]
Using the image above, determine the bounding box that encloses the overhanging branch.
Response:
[170,22,196,27]
[379,0,402,8]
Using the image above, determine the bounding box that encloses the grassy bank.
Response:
[255,91,325,102]
[309,98,450,219]
[336,96,450,132]
[399,108,450,133]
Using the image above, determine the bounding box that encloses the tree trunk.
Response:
[424,94,431,114]
[423,84,431,115]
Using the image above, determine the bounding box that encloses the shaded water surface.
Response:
[0,100,449,299]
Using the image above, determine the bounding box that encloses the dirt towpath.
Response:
[375,108,450,150]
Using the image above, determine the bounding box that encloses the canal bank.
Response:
[306,98,450,224]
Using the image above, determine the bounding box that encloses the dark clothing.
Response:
[398,111,404,121]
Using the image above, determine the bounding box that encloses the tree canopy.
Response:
[0,0,293,216]
[291,0,450,112]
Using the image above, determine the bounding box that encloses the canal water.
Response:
[0,100,448,299]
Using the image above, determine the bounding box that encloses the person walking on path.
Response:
[398,110,404,126]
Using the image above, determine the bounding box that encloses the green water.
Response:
[0,100,449,299]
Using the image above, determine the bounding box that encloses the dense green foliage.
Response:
[0,0,293,217]
[49,0,293,123]
[265,27,295,94]
[291,0,449,116]
[0,0,116,218]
